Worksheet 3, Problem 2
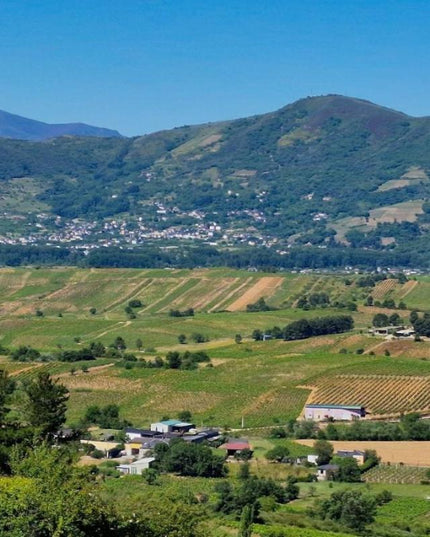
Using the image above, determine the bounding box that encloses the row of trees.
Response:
[252,315,354,341]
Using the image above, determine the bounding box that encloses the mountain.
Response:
[0,94,430,267]
[0,109,122,140]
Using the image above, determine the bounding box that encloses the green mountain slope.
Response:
[1,95,430,261]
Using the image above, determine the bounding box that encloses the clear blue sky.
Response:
[1,0,429,136]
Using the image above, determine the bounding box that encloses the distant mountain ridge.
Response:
[0,109,122,140]
[0,94,430,268]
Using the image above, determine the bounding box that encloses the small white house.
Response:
[117,457,156,476]
[307,454,318,465]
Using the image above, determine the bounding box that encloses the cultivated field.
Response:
[297,440,430,466]
[1,267,430,427]
[303,374,430,417]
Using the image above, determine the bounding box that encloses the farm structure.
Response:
[219,440,252,458]
[336,450,365,464]
[117,457,156,476]
[304,375,430,417]
[304,404,365,421]
[150,419,195,434]
[317,464,339,481]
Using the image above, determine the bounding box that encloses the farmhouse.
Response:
[317,464,339,481]
[305,404,366,421]
[150,419,195,434]
[219,439,252,458]
[117,457,156,476]
[369,325,403,336]
[336,450,365,464]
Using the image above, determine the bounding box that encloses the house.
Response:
[336,450,365,464]
[317,464,339,481]
[124,437,170,458]
[304,404,366,421]
[394,328,415,338]
[117,457,156,476]
[150,419,195,434]
[219,440,252,458]
[369,325,403,336]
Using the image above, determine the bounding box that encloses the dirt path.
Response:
[10,363,45,377]
[81,320,131,342]
[54,362,115,379]
[227,277,283,311]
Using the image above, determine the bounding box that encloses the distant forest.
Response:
[0,243,428,270]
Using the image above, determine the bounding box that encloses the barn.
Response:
[304,404,365,421]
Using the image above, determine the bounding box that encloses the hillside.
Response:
[1,267,430,427]
[1,95,430,266]
[0,109,121,140]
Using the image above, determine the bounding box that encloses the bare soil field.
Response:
[296,440,430,466]
[227,277,284,311]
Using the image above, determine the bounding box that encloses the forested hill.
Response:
[1,94,430,268]
[0,109,121,140]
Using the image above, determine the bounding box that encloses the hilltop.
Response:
[1,95,430,267]
[0,109,122,140]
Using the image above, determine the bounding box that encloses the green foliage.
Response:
[316,488,377,533]
[313,440,334,465]
[156,438,227,478]
[84,404,129,428]
[23,372,68,439]
[265,445,290,462]
[246,298,273,312]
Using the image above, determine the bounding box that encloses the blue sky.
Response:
[1,0,429,136]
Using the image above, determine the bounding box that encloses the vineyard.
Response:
[364,464,428,484]
[372,278,399,299]
[304,374,430,416]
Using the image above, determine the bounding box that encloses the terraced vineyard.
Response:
[304,375,430,416]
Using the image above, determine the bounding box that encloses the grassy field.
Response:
[1,267,430,428]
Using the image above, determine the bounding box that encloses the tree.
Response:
[177,410,192,422]
[89,307,97,315]
[317,489,377,533]
[265,445,289,462]
[372,313,389,327]
[23,372,68,438]
[235,334,242,344]
[313,439,333,465]
[178,334,187,344]
[334,457,362,482]
[0,369,14,424]
[112,336,126,351]
[166,351,181,369]
[285,476,299,501]
[238,504,254,537]
[135,338,143,351]
[238,462,250,480]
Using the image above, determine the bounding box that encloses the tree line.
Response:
[252,315,354,341]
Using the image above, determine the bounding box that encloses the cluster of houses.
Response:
[81,419,256,476]
[369,325,415,338]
